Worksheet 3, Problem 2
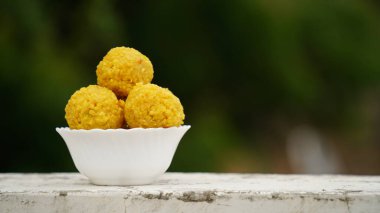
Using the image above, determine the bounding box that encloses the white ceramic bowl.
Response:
[56,125,190,185]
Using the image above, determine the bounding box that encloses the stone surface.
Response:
[0,173,380,213]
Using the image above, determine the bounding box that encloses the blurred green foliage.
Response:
[1,0,379,173]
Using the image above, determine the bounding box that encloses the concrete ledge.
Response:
[1,173,380,212]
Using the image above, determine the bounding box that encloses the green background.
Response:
[1,0,379,174]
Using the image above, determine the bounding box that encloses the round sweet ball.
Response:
[65,85,125,129]
[96,47,154,97]
[125,84,185,128]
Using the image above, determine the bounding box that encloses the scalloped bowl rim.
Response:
[56,125,191,133]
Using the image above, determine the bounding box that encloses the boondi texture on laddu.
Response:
[65,85,125,129]
[124,83,185,128]
[65,46,185,129]
[96,47,154,97]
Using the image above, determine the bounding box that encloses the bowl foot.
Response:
[89,177,157,186]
